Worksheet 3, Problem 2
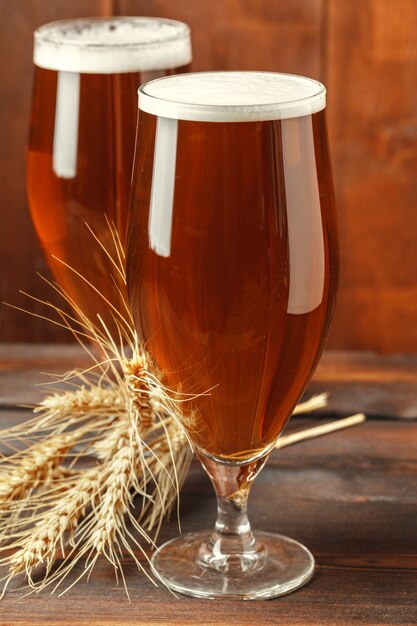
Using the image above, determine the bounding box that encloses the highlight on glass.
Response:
[127,71,338,599]
[27,17,192,336]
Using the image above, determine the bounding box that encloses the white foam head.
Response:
[139,72,326,122]
[34,17,192,74]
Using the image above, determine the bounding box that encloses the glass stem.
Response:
[197,452,268,573]
[212,492,256,555]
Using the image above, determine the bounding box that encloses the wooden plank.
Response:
[0,346,416,419]
[0,342,91,371]
[325,0,417,352]
[0,343,92,406]
[0,0,112,343]
[309,350,417,418]
[116,0,322,76]
[0,418,416,624]
[0,569,416,626]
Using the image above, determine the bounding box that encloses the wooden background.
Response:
[1,0,417,351]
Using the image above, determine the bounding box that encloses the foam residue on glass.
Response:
[139,72,325,121]
[34,17,192,73]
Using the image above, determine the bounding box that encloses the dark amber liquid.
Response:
[127,111,338,461]
[27,65,189,336]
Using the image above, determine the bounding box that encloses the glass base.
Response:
[151,530,315,600]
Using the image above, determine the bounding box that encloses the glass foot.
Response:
[151,530,314,600]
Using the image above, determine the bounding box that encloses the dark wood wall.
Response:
[1,0,417,352]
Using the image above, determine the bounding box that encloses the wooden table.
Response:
[0,346,416,625]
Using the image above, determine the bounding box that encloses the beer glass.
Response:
[127,72,338,599]
[27,17,191,337]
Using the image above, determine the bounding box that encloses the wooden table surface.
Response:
[0,345,416,625]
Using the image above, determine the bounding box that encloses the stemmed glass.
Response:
[127,71,338,599]
[26,17,191,337]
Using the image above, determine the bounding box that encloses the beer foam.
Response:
[34,17,192,74]
[139,72,326,121]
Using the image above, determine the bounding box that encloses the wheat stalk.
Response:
[0,222,193,597]
[0,435,72,504]
[0,342,193,598]
[0,221,363,598]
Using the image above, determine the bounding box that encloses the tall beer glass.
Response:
[27,17,191,337]
[127,72,338,598]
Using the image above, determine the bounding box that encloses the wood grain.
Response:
[0,347,416,623]
[116,0,322,75]
[1,345,416,419]
[325,0,417,352]
[1,0,417,354]
[308,350,417,418]
[0,412,416,624]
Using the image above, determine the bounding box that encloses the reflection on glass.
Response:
[148,117,178,257]
[282,115,325,314]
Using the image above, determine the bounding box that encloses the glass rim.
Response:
[138,71,326,122]
[34,16,191,49]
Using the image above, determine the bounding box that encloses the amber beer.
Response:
[127,72,338,462]
[27,18,191,336]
